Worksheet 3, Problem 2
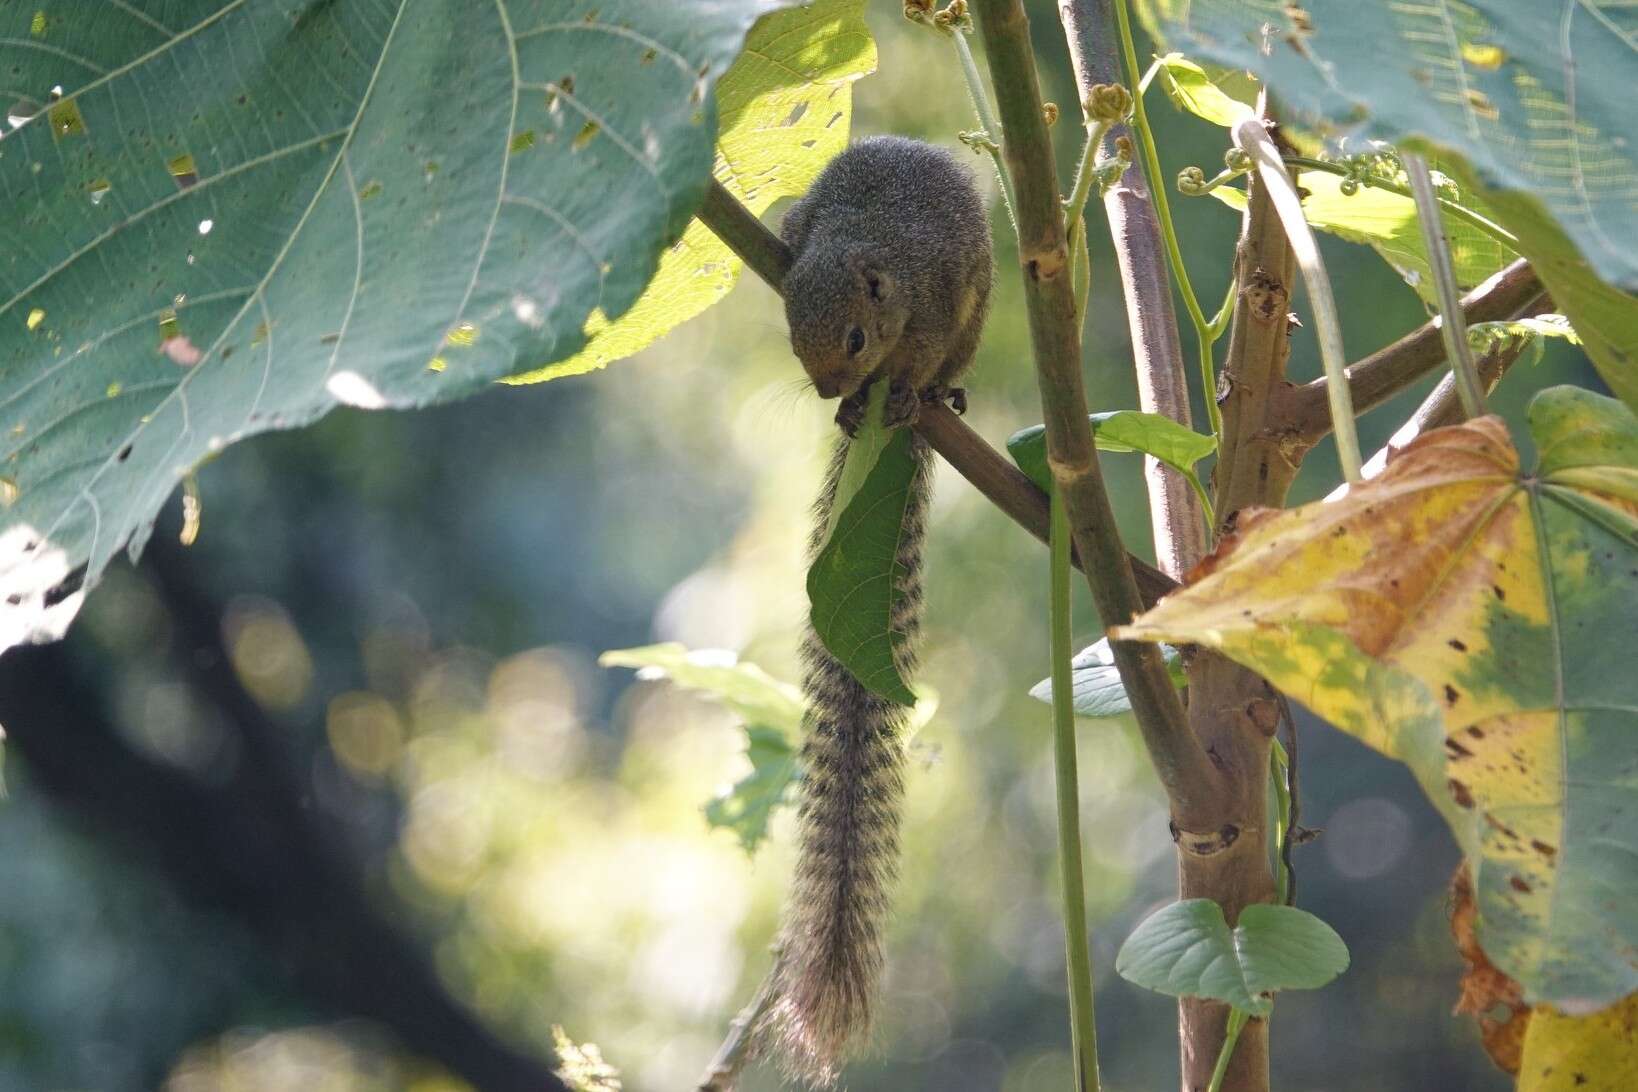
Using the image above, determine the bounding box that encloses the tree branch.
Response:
[1340,333,1535,490]
[1058,0,1206,579]
[1278,258,1543,441]
[972,0,1218,826]
[695,179,1177,609]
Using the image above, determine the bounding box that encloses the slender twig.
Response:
[695,955,781,1091]
[1334,332,1534,493]
[1049,488,1102,1092]
[1110,0,1223,441]
[1059,0,1207,577]
[973,0,1218,825]
[1403,154,1487,419]
[1231,118,1361,481]
[694,180,1178,608]
[700,180,791,287]
[1283,259,1543,440]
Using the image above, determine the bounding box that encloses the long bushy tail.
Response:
[762,433,934,1084]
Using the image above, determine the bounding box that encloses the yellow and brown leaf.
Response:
[1114,386,1638,1009]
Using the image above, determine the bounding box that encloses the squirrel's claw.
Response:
[883,378,922,430]
[921,384,968,415]
[835,389,869,437]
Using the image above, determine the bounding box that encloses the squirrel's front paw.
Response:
[921,385,968,415]
[883,379,922,430]
[834,389,869,437]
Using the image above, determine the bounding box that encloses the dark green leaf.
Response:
[1116,900,1350,1017]
[0,0,788,651]
[807,411,919,706]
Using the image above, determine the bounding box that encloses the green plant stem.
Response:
[1281,155,1520,249]
[1207,1009,1251,1092]
[1270,738,1291,906]
[1403,153,1488,419]
[973,0,1219,828]
[1049,487,1102,1092]
[1110,0,1223,439]
[1065,119,1112,323]
[949,25,1017,230]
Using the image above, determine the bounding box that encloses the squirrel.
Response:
[761,135,993,1083]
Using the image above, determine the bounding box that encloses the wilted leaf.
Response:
[1518,992,1638,1092]
[704,724,801,853]
[507,0,874,381]
[599,643,804,733]
[1114,386,1638,1009]
[1028,636,1185,718]
[1115,899,1349,1017]
[0,0,793,651]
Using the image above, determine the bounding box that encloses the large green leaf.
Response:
[1115,387,1638,1008]
[0,0,789,651]
[1139,1,1638,408]
[1115,900,1349,1017]
[506,0,873,382]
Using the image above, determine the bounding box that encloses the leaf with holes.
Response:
[505,0,873,382]
[1114,386,1638,1010]
[1136,0,1638,408]
[1518,992,1638,1092]
[704,724,801,853]
[1115,900,1349,1017]
[0,0,795,651]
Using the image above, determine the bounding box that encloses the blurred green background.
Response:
[0,2,1601,1090]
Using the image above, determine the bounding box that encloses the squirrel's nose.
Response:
[815,378,838,398]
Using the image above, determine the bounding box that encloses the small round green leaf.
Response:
[1116,899,1349,1017]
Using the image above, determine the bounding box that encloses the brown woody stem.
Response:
[1279,258,1543,441]
[1058,0,1207,579]
[972,0,1218,825]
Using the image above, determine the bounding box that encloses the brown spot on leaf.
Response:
[1449,779,1475,808]
[1509,875,1532,894]
[1444,683,1461,705]
[1530,839,1557,860]
[1492,584,1506,601]
[1446,737,1474,758]
[1448,638,1468,652]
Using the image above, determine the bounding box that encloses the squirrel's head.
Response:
[784,248,909,399]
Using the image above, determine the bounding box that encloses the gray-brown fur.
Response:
[763,137,992,1084]
[781,136,992,430]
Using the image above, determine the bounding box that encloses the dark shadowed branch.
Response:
[0,541,567,1092]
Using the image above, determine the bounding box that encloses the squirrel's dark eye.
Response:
[846,326,866,356]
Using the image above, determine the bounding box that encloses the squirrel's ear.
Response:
[850,255,895,304]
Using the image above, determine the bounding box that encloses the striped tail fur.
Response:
[761,432,934,1084]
